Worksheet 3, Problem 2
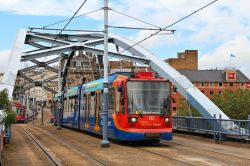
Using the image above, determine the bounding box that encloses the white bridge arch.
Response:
[0,29,229,120]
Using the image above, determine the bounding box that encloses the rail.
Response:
[173,116,250,142]
[18,125,62,166]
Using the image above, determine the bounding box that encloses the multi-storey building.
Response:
[171,69,250,115]
[165,50,250,115]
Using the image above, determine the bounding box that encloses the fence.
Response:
[173,115,250,142]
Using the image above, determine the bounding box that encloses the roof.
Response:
[178,70,250,83]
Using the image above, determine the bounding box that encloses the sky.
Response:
[0,0,250,78]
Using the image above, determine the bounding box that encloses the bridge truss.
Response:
[0,29,229,120]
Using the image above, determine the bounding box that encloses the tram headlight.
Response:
[164,117,170,123]
[128,117,138,123]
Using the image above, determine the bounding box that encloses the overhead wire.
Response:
[109,8,161,29]
[110,0,219,58]
[42,0,88,62]
[43,8,102,29]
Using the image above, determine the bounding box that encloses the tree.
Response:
[0,89,16,127]
[177,99,201,117]
[212,89,250,120]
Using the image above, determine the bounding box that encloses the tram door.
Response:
[94,91,101,131]
[84,93,90,129]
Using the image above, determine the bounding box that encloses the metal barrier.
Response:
[173,115,250,142]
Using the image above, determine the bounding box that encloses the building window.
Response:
[219,91,222,95]
[173,107,176,111]
[172,98,176,103]
[241,83,245,87]
[229,82,234,87]
[200,82,205,87]
[210,82,214,87]
[218,82,223,87]
[210,91,214,95]
[201,90,204,93]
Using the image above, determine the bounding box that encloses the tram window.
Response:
[108,88,114,113]
[95,93,99,116]
[115,88,120,113]
[64,99,67,112]
[69,98,73,112]
[66,99,68,112]
[68,98,70,112]
[100,92,103,112]
[90,94,95,116]
[88,94,91,113]
[115,87,125,113]
[74,96,78,112]
[84,94,87,111]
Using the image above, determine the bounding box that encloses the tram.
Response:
[54,72,172,141]
[15,103,26,123]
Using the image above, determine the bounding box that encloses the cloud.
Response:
[0,0,101,16]
[1,0,250,78]
[0,50,11,73]
[199,36,250,79]
[108,0,250,50]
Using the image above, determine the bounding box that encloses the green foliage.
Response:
[0,89,11,112]
[1,112,16,127]
[212,89,250,120]
[178,99,201,117]
[0,89,16,126]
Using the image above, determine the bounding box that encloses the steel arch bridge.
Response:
[0,29,229,120]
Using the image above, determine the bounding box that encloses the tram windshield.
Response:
[127,81,170,115]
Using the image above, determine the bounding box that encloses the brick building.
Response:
[165,50,250,115]
[171,70,250,115]
[165,50,198,70]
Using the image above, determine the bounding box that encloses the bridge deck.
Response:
[2,108,250,166]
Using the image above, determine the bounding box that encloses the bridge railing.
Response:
[173,116,250,141]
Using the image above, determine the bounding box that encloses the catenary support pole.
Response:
[101,0,110,148]
[57,55,62,130]
[32,84,35,127]
[41,74,44,127]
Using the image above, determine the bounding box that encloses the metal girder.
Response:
[83,46,150,64]
[18,65,39,73]
[26,33,71,46]
[18,57,59,73]
[30,59,58,73]
[62,51,75,88]
[31,32,104,42]
[83,38,104,46]
[13,84,34,95]
[18,73,35,83]
[21,45,73,61]
[27,42,48,49]
[43,85,57,94]
[43,75,58,82]
[13,83,57,95]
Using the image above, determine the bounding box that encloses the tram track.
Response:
[165,141,250,161]
[27,126,108,166]
[17,125,62,166]
[134,146,195,166]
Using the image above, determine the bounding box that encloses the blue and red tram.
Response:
[55,72,172,141]
[15,103,26,123]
